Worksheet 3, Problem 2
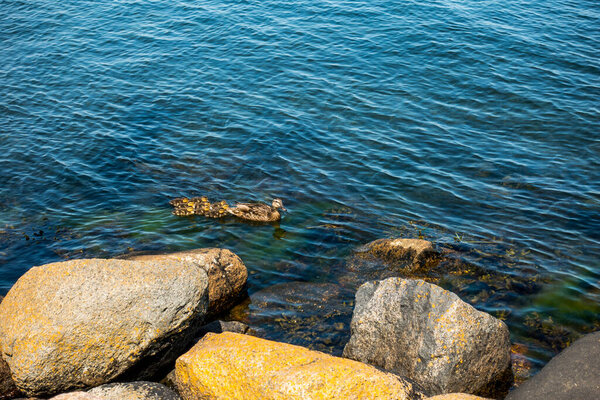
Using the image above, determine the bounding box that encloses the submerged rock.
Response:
[505,331,600,400]
[343,278,512,398]
[352,238,440,273]
[226,281,354,355]
[359,239,439,266]
[88,381,180,400]
[342,238,443,289]
[175,332,427,400]
[509,343,532,387]
[127,248,247,317]
[0,257,210,396]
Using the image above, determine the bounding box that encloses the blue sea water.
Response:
[1,0,599,374]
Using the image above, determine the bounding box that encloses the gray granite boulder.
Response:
[343,278,512,397]
[0,257,210,397]
[50,393,102,400]
[88,381,180,399]
[127,248,247,318]
[506,331,600,400]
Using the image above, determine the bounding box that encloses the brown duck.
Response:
[170,197,286,222]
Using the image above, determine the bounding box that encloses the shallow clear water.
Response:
[1,0,599,376]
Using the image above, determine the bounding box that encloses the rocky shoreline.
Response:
[0,240,597,399]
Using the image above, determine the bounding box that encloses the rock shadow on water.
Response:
[225,281,355,356]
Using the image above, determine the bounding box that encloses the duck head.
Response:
[272,198,287,211]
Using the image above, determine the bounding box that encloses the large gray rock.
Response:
[506,331,600,400]
[0,257,210,397]
[127,248,247,318]
[88,381,180,400]
[50,393,102,400]
[343,278,512,397]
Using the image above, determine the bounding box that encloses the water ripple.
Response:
[1,0,599,372]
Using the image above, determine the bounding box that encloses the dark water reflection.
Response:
[1,0,599,377]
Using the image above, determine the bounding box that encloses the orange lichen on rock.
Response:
[175,332,426,400]
[0,256,211,396]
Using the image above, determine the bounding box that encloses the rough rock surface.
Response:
[353,239,439,274]
[88,381,180,400]
[50,393,102,400]
[505,331,600,400]
[343,278,512,397]
[128,248,247,317]
[0,257,210,396]
[159,319,250,390]
[426,395,491,400]
[1,343,20,400]
[175,332,427,400]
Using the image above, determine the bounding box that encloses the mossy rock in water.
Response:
[340,238,542,301]
[341,238,451,289]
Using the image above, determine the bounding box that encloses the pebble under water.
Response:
[1,0,599,381]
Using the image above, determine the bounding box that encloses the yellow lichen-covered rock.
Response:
[128,248,247,317]
[0,257,209,397]
[175,332,426,400]
[88,381,181,399]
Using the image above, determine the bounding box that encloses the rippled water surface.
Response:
[1,0,599,377]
